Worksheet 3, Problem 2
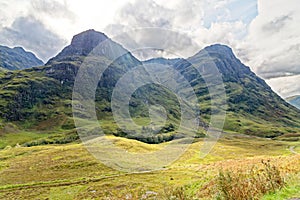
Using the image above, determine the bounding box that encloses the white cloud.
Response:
[0,0,298,97]
[236,0,300,97]
[106,0,299,97]
[266,75,300,98]
[0,15,67,61]
[0,0,130,60]
[240,0,300,77]
[0,0,30,27]
[0,0,255,61]
[106,0,251,60]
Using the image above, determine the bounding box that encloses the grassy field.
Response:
[0,133,300,199]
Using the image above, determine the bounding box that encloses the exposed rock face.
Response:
[46,29,138,65]
[192,44,254,78]
[48,29,108,61]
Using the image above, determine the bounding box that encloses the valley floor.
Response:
[0,133,300,199]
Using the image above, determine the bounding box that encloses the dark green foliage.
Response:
[22,131,79,147]
[161,123,175,133]
[61,118,76,130]
[112,126,176,144]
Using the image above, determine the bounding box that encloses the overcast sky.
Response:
[0,0,299,98]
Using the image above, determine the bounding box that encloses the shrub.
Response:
[163,186,193,200]
[216,160,285,200]
[22,132,79,147]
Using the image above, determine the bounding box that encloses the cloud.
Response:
[0,0,298,97]
[0,0,134,61]
[104,0,202,59]
[0,0,75,61]
[0,16,67,61]
[262,15,291,33]
[0,0,257,62]
[240,0,300,78]
[28,0,79,40]
[105,0,253,60]
[114,0,173,28]
[0,0,30,27]
[108,27,200,60]
[30,0,76,19]
[107,0,299,97]
[266,74,300,98]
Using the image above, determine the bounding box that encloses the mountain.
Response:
[174,44,300,137]
[142,45,300,137]
[0,30,180,144]
[0,29,140,121]
[287,95,300,109]
[0,45,43,70]
[0,30,299,145]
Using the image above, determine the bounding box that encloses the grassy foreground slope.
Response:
[0,134,300,199]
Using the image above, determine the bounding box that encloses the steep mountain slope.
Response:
[0,30,299,145]
[287,95,300,109]
[190,45,300,132]
[0,45,43,70]
[143,44,300,137]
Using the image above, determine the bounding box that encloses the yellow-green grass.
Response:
[0,131,51,149]
[0,134,299,199]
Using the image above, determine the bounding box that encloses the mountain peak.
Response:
[196,44,236,60]
[46,29,110,64]
[70,29,108,48]
[204,44,233,53]
[12,46,26,52]
[204,43,231,49]
[187,43,256,81]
